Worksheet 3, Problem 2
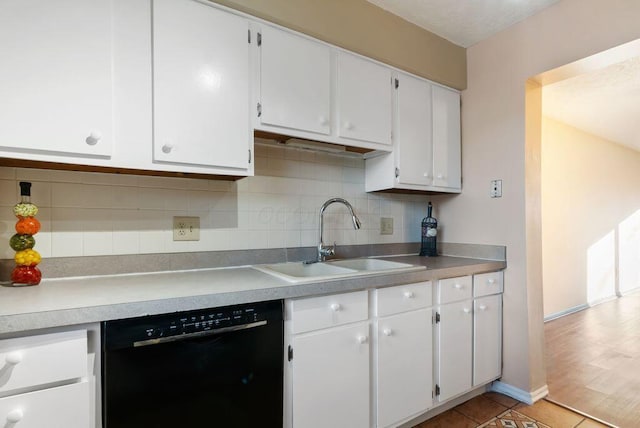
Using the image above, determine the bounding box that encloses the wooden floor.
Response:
[545,292,640,427]
[412,392,609,427]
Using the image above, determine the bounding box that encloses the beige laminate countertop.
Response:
[0,255,505,334]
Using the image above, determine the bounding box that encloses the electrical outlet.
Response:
[173,216,200,241]
[380,217,394,235]
[490,179,503,198]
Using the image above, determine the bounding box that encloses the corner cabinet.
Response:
[0,0,114,159]
[365,72,461,193]
[152,0,252,172]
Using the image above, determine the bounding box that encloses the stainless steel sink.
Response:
[254,258,423,283]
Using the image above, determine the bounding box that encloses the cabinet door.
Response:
[432,85,461,189]
[436,300,473,402]
[153,0,250,170]
[377,309,432,428]
[0,381,90,428]
[0,0,113,158]
[474,295,502,386]
[292,322,369,428]
[337,53,392,145]
[395,73,433,186]
[259,25,331,135]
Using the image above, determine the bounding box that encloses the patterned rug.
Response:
[478,409,551,428]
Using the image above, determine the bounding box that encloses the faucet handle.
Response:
[328,243,336,256]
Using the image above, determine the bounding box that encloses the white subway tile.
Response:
[0,180,17,206]
[52,183,85,208]
[51,231,83,257]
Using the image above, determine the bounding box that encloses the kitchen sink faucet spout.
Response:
[317,198,361,262]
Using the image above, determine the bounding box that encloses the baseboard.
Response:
[544,304,589,322]
[490,381,549,405]
[618,286,640,297]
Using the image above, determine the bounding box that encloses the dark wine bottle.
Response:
[419,202,438,257]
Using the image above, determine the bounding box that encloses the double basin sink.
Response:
[254,258,424,283]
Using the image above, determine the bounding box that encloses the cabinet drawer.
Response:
[290,290,368,334]
[375,281,432,317]
[0,330,87,396]
[0,381,90,428]
[438,276,472,304]
[474,271,504,297]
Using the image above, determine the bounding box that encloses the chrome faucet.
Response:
[317,198,361,262]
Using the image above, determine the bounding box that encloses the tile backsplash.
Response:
[0,139,431,260]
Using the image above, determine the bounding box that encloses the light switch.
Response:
[490,180,502,198]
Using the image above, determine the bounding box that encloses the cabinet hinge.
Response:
[288,345,293,361]
[435,312,441,323]
[257,32,262,47]
[394,167,399,178]
[248,149,252,164]
[248,29,251,44]
[435,384,440,396]
[257,102,262,117]
[394,78,399,89]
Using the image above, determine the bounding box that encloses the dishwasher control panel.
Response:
[102,299,283,350]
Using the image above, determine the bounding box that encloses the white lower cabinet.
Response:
[435,299,473,402]
[435,273,503,404]
[0,330,90,428]
[286,291,370,428]
[287,272,503,427]
[474,294,503,386]
[291,322,370,428]
[376,308,432,428]
[0,382,90,428]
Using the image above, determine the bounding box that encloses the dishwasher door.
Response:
[101,300,283,428]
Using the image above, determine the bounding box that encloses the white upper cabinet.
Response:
[254,25,394,152]
[365,72,461,193]
[336,53,392,145]
[258,25,331,136]
[432,85,461,190]
[152,0,251,171]
[0,0,113,158]
[396,73,433,187]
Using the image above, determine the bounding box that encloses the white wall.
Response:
[542,117,640,318]
[0,141,429,260]
[436,0,640,394]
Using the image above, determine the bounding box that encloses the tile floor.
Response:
[413,392,613,428]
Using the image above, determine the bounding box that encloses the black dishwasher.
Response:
[101,300,283,428]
